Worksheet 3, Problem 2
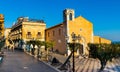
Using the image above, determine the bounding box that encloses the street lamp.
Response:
[77,34,81,42]
[71,32,81,72]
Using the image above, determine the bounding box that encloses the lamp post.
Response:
[71,32,81,72]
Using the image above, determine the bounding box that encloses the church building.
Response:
[45,9,111,55]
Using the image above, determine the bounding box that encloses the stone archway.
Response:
[79,44,83,55]
[76,36,88,57]
[76,44,83,56]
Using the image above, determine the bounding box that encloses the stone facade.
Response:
[45,24,67,54]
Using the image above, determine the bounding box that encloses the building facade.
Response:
[9,17,46,49]
[0,14,4,38]
[45,9,111,55]
[94,36,111,44]
[4,28,11,47]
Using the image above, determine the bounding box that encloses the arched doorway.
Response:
[76,36,87,57]
[79,44,83,55]
[76,43,83,56]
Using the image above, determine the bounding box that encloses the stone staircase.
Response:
[51,54,120,72]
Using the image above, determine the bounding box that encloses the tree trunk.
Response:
[37,48,40,59]
[59,51,72,70]
[100,60,107,71]
[31,45,35,55]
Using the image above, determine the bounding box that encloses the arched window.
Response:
[53,30,55,36]
[48,32,49,37]
[69,13,73,20]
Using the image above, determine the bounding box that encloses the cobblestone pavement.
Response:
[0,50,58,72]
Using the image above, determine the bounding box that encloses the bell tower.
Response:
[0,14,4,37]
[63,9,75,38]
[63,9,75,55]
[63,9,75,22]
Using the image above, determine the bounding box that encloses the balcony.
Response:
[26,35,32,39]
[36,35,42,39]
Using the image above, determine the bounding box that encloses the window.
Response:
[38,32,41,35]
[59,29,61,35]
[28,32,31,35]
[53,31,55,36]
[48,32,49,37]
[37,32,41,38]
[26,32,32,39]
[0,32,2,36]
[0,27,2,30]
[69,13,73,20]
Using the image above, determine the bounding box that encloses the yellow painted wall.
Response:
[0,14,4,37]
[22,22,46,41]
[69,16,93,44]
[94,36,111,44]
[100,37,111,44]
[10,21,46,43]
[45,16,94,54]
[93,36,100,44]
[4,28,11,46]
[45,16,111,55]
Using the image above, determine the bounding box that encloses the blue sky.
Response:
[0,0,120,41]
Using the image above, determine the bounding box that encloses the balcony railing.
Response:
[26,35,32,39]
[36,35,42,39]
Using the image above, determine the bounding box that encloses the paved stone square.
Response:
[0,50,58,72]
[1,49,120,72]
